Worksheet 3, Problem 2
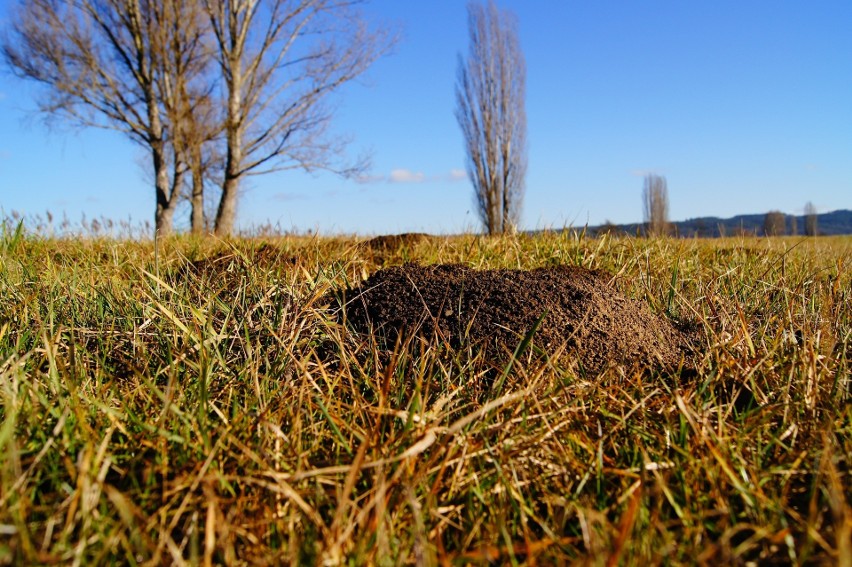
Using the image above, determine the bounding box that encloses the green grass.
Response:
[0,231,849,565]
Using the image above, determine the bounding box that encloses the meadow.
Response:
[0,227,849,565]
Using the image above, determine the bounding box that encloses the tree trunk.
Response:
[214,118,242,235]
[153,144,175,238]
[190,144,205,234]
[215,50,243,237]
[190,176,205,234]
[214,174,239,236]
[155,199,176,237]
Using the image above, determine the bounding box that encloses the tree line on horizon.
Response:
[762,202,819,237]
[594,196,829,238]
[636,173,821,238]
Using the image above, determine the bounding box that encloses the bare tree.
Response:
[201,0,393,236]
[2,0,205,237]
[642,174,669,237]
[804,201,818,236]
[153,0,222,235]
[456,0,527,235]
[763,210,785,236]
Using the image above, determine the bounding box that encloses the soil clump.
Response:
[331,263,698,375]
[361,233,431,254]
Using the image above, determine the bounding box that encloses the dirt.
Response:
[360,233,431,253]
[330,263,699,375]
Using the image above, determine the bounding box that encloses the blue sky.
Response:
[1,1,850,235]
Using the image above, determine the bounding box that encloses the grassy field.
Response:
[0,228,849,565]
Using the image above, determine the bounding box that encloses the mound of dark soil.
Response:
[331,264,698,375]
[361,233,431,253]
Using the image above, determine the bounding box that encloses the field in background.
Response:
[0,230,849,565]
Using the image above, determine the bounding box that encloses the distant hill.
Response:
[588,209,852,238]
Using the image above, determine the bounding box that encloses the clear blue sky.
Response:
[1,1,850,235]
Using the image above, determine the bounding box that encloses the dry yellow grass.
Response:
[0,227,849,565]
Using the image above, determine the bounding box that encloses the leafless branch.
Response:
[202,0,394,235]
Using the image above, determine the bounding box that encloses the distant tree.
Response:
[790,214,798,236]
[202,0,393,236]
[804,201,818,236]
[763,210,786,236]
[597,219,620,237]
[456,0,527,235]
[642,174,669,237]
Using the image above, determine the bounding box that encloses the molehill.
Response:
[329,263,699,375]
